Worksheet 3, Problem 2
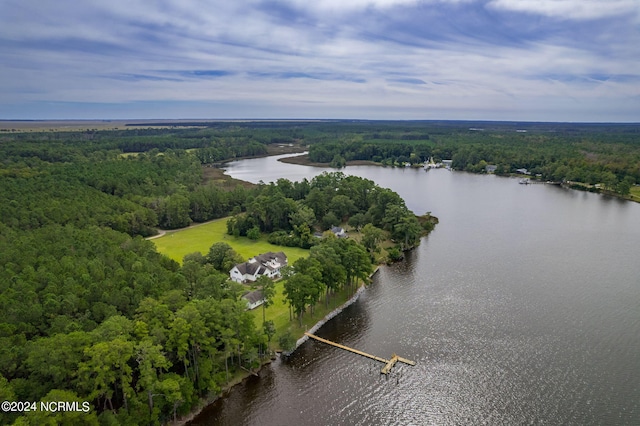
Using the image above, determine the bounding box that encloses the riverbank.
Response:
[290,278,371,353]
[278,153,379,168]
[280,153,640,204]
[178,274,375,426]
[202,144,306,185]
[561,180,640,203]
[170,358,273,426]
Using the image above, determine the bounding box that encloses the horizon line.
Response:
[1,118,639,125]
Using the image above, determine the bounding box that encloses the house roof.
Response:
[253,251,286,267]
[330,226,347,238]
[234,262,265,276]
[242,289,264,304]
[232,251,287,276]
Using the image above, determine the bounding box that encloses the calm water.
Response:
[191,155,640,425]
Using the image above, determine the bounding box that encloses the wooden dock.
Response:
[304,332,415,374]
[381,355,399,375]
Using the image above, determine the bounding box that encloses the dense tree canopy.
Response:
[305,122,640,195]
[0,123,433,424]
[0,126,295,424]
[5,120,631,423]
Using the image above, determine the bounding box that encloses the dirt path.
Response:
[145,230,166,240]
[144,217,228,241]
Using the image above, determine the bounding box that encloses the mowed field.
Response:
[151,217,309,264]
[151,217,360,348]
[247,279,358,348]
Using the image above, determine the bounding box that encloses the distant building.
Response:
[229,251,287,283]
[330,226,346,238]
[314,227,347,239]
[424,157,439,169]
[242,289,265,310]
[516,168,531,175]
[485,165,497,173]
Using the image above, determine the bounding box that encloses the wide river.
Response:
[191,154,640,425]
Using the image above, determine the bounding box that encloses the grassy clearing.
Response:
[630,186,640,202]
[249,280,362,350]
[119,152,141,158]
[151,217,309,264]
[152,217,361,350]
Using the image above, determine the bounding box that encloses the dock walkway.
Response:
[304,332,415,374]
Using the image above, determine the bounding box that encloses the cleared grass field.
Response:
[249,280,361,350]
[152,217,362,350]
[151,217,309,264]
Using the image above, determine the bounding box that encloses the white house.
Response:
[242,289,265,310]
[229,251,287,283]
[331,226,346,238]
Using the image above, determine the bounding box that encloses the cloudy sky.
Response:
[1,0,639,121]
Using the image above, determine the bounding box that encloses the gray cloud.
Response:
[487,0,640,21]
[0,0,638,121]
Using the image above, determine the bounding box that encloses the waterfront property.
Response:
[230,251,288,283]
[212,156,640,426]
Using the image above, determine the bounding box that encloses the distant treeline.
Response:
[303,121,640,195]
[0,127,293,234]
[1,125,300,154]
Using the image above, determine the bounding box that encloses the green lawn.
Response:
[151,217,309,264]
[249,280,361,350]
[152,218,363,351]
[630,186,640,202]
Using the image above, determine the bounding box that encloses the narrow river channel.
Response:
[190,154,640,425]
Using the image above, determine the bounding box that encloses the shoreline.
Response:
[290,283,368,352]
[277,153,379,168]
[171,149,435,424]
[169,358,273,426]
[278,154,639,204]
[178,276,375,425]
